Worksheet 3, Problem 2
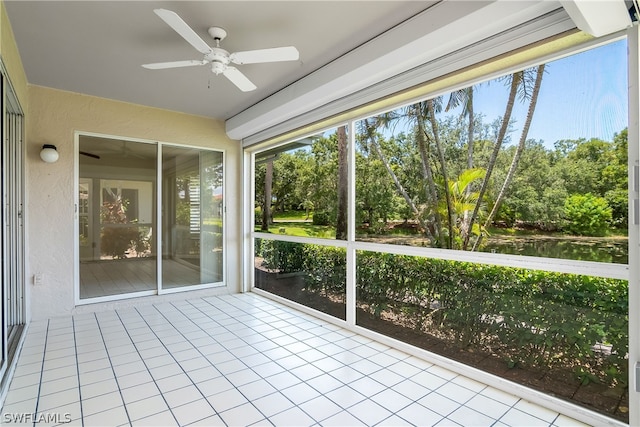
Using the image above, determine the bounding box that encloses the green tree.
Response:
[439,168,486,247]
[499,140,565,228]
[553,138,612,196]
[602,129,628,228]
[355,134,400,229]
[563,193,612,236]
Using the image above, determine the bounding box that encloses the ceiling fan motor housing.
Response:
[205,47,231,74]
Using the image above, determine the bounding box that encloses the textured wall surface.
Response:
[27,85,241,320]
[1,1,28,110]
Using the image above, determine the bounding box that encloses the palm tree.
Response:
[462,71,522,250]
[439,168,486,248]
[362,65,546,252]
[444,86,475,169]
[473,64,546,250]
[362,117,438,243]
[411,103,445,246]
[425,99,454,248]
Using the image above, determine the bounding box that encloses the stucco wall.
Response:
[1,1,28,110]
[27,85,242,320]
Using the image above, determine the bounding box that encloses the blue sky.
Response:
[464,38,628,148]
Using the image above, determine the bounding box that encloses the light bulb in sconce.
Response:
[40,144,59,163]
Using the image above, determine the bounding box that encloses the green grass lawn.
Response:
[273,210,311,221]
[255,209,311,221]
[267,222,335,239]
[255,209,333,237]
[255,212,628,242]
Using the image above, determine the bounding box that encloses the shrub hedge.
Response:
[256,240,628,385]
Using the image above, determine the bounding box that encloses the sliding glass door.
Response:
[162,146,224,289]
[78,135,224,301]
[1,72,25,386]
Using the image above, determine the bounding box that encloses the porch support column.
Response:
[346,120,356,326]
[628,21,640,427]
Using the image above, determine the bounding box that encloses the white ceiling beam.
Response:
[560,0,632,37]
[226,0,563,141]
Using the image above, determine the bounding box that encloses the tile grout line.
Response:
[169,297,304,423]
[208,297,431,412]
[70,317,85,427]
[241,293,537,425]
[192,296,392,425]
[11,293,583,427]
[92,312,132,426]
[132,305,222,426]
[31,319,50,427]
[207,294,520,426]
[497,394,571,427]
[187,296,324,422]
[212,295,399,422]
[158,299,276,423]
[233,294,518,426]
[184,297,319,418]
[113,308,181,426]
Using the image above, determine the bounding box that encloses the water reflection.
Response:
[482,237,628,264]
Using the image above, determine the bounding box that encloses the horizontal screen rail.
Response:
[253,232,628,280]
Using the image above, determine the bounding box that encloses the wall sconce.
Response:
[40,144,59,163]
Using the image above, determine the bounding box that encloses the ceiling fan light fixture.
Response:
[211,62,226,75]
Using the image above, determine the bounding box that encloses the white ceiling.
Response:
[4,1,433,121]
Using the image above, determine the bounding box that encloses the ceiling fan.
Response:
[79,151,100,159]
[79,141,151,161]
[142,9,300,92]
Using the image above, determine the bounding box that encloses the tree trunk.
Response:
[426,100,454,248]
[462,72,521,250]
[461,89,475,244]
[336,125,348,240]
[473,65,545,250]
[415,105,443,245]
[365,119,435,241]
[261,160,273,231]
[467,89,475,170]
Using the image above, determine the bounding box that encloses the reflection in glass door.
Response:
[78,136,157,299]
[162,146,224,289]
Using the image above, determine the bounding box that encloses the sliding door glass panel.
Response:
[78,136,157,299]
[162,146,223,289]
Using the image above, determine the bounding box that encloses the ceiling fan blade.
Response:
[230,46,299,65]
[79,151,100,160]
[223,66,257,92]
[154,9,212,54]
[142,60,206,70]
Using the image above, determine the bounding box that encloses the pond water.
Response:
[482,237,628,264]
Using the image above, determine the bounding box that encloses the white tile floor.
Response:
[1,293,591,427]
